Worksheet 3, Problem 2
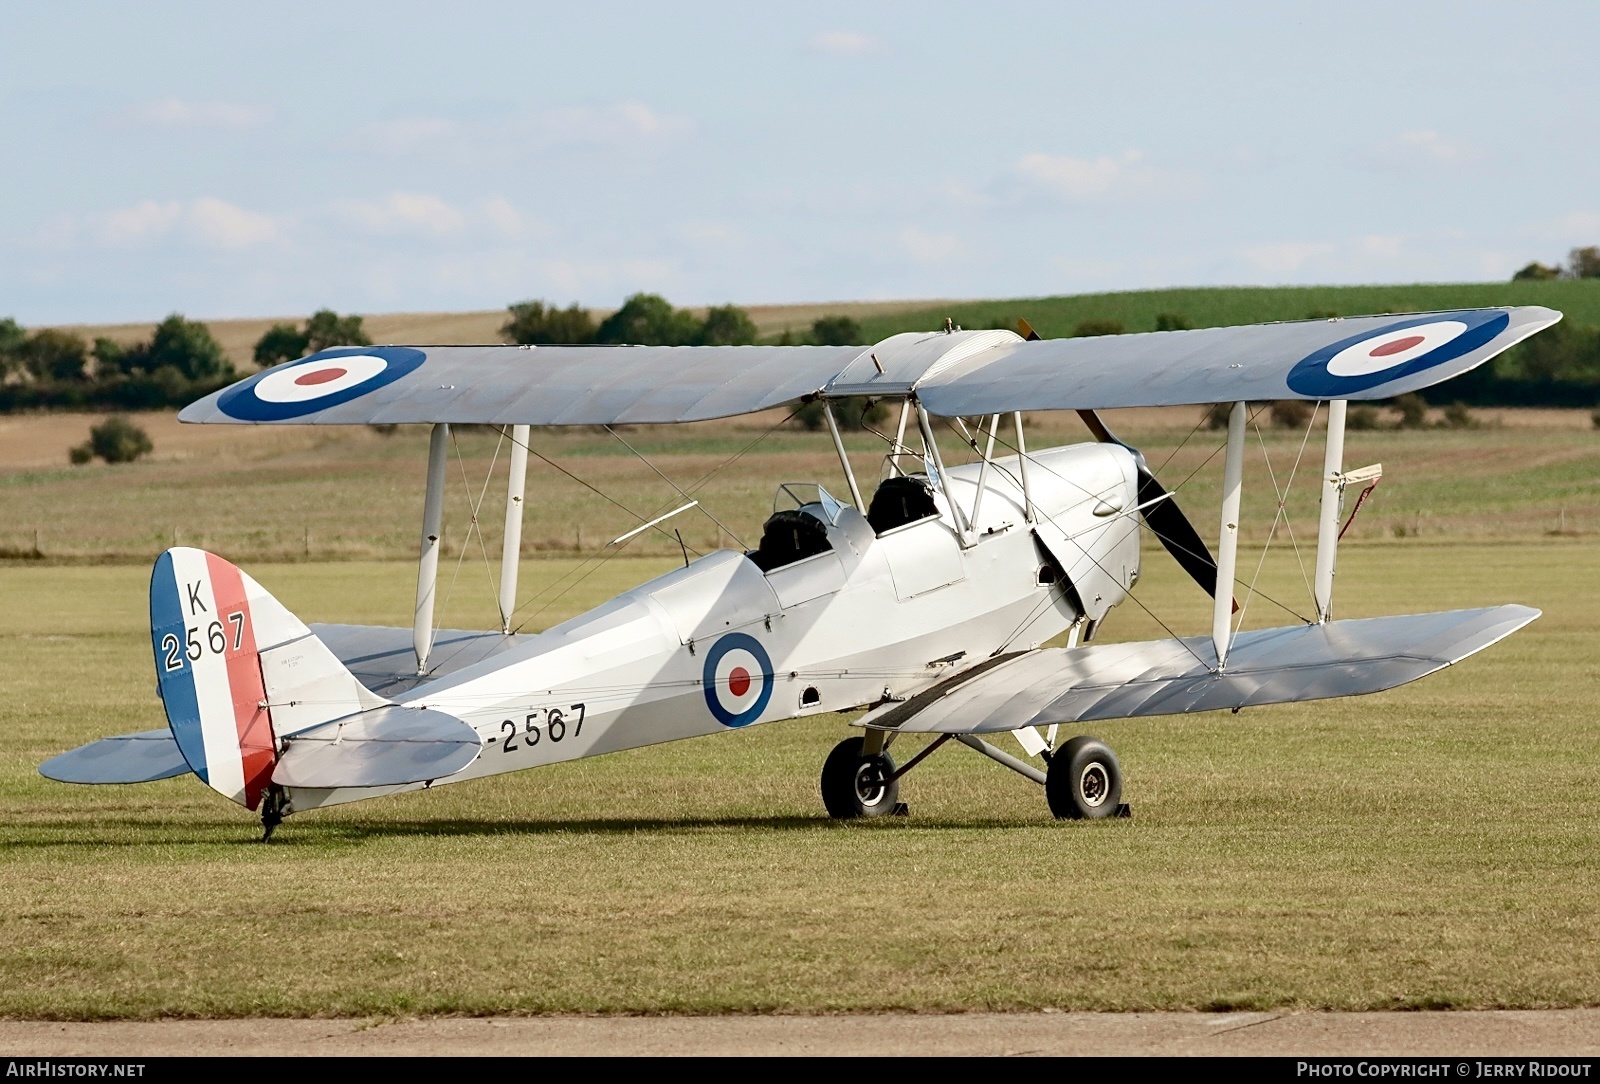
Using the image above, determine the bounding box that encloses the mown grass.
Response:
[1,538,1597,1016]
[858,279,1600,339]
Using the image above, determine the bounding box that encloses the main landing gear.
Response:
[819,731,1129,821]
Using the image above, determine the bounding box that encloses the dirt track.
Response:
[3,1012,1598,1057]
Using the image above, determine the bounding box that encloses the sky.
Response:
[2,0,1597,325]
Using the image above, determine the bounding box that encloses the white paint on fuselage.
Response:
[286,441,1139,811]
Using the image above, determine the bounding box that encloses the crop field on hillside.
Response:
[860,279,1600,339]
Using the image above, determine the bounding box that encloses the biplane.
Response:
[41,307,1557,837]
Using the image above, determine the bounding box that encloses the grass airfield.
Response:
[0,401,1597,1017]
[2,538,1597,1016]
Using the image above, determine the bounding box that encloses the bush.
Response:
[1202,402,1233,430]
[811,315,862,346]
[22,329,90,381]
[121,314,231,381]
[254,323,309,366]
[699,304,758,346]
[304,309,371,353]
[1442,402,1477,429]
[1270,400,1312,428]
[1591,408,1600,430]
[72,415,153,465]
[1394,393,1429,429]
[501,300,597,345]
[595,293,701,346]
[1569,246,1600,280]
[1347,405,1382,430]
[1513,261,1562,281]
[1154,312,1192,331]
[1073,319,1125,337]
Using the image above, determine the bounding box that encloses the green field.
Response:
[858,279,1600,339]
[1,536,1597,1017]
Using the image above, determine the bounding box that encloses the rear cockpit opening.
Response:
[747,483,841,572]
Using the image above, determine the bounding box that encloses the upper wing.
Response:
[916,307,1560,414]
[179,344,866,425]
[863,606,1539,734]
[179,306,1558,425]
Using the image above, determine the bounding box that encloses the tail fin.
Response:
[150,548,387,809]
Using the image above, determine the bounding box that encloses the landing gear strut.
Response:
[820,736,902,818]
[259,784,289,842]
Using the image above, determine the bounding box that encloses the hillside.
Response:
[855,280,1600,340]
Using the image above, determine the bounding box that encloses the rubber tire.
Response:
[820,737,900,819]
[1045,736,1122,820]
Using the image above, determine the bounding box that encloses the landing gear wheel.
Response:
[820,737,900,819]
[1045,736,1122,820]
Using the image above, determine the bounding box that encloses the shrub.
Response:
[304,309,371,353]
[254,323,309,366]
[811,315,862,346]
[502,301,597,345]
[22,329,90,381]
[1591,408,1600,430]
[1442,402,1478,429]
[74,415,153,464]
[1513,261,1561,281]
[1270,400,1312,428]
[115,314,230,381]
[699,304,758,346]
[595,293,701,346]
[1073,319,1125,337]
[68,443,92,465]
[1154,312,1192,331]
[1394,393,1429,429]
[1202,402,1233,430]
[1346,404,1383,430]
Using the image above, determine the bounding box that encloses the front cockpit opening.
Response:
[866,475,939,535]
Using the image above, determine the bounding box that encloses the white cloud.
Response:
[1361,130,1482,171]
[98,200,184,246]
[900,226,963,264]
[351,102,691,159]
[1239,241,1337,275]
[334,193,468,237]
[188,198,279,248]
[1014,150,1168,201]
[811,30,875,55]
[119,98,272,129]
[480,196,528,238]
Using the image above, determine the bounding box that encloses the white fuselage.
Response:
[288,442,1141,810]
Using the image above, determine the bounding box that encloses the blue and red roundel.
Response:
[702,633,774,728]
[1285,311,1508,399]
[218,346,425,421]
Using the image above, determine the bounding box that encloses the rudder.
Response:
[150,547,387,809]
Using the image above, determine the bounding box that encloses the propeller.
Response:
[1017,318,1236,610]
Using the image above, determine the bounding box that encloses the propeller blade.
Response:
[1070,402,1240,612]
[1137,468,1235,610]
[1017,318,1041,341]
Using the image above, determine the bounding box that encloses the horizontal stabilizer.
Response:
[271,705,481,789]
[39,730,193,785]
[311,623,533,698]
[870,605,1539,734]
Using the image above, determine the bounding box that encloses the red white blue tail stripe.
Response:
[151,549,276,809]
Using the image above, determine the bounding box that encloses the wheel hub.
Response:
[1080,761,1108,807]
[854,760,887,805]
